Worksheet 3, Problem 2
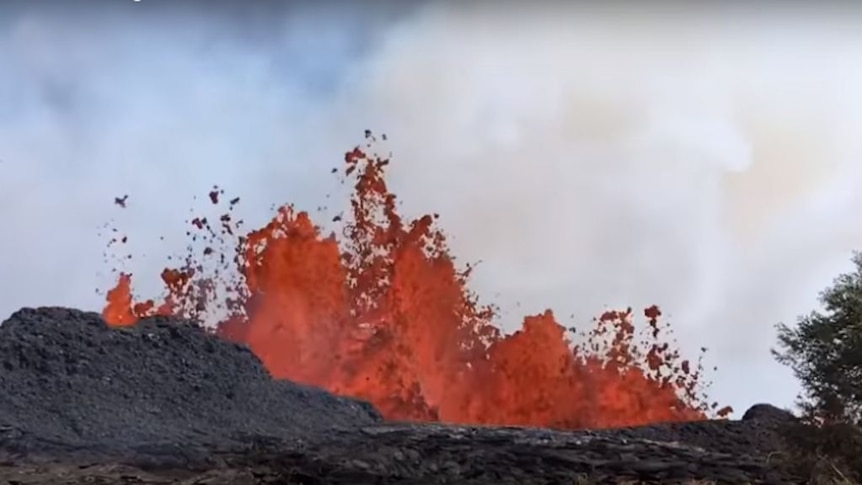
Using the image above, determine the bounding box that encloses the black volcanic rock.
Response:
[742,403,797,423]
[0,306,812,483]
[0,307,380,459]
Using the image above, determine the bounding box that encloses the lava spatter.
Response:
[101,133,731,429]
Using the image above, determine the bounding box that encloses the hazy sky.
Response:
[3,1,862,417]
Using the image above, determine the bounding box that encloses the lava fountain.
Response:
[101,133,731,429]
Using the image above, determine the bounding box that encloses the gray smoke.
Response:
[2,1,862,416]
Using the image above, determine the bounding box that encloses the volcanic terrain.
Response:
[0,137,808,483]
[0,307,799,484]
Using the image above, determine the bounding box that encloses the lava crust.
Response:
[0,307,379,462]
[0,307,798,484]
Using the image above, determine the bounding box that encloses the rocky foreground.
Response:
[0,308,802,484]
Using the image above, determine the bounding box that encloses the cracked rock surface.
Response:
[0,307,799,484]
[0,307,380,454]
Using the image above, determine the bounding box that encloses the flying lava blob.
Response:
[101,133,732,429]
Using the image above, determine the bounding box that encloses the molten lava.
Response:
[102,134,731,429]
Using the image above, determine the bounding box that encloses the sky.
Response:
[2,0,862,418]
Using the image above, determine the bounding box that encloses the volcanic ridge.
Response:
[0,307,798,484]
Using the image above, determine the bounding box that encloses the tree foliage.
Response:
[773,251,862,425]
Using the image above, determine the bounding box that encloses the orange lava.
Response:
[101,134,731,429]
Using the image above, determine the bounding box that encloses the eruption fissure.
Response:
[101,133,731,429]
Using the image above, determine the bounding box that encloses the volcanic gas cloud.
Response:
[101,133,731,430]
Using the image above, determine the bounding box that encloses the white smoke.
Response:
[3,2,862,416]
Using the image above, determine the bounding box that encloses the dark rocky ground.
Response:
[0,307,806,484]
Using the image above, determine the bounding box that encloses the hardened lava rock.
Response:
[0,306,380,460]
[0,306,811,483]
[742,403,798,423]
